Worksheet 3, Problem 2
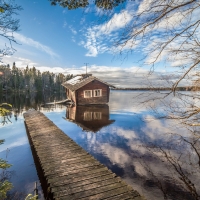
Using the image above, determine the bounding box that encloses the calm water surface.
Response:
[0,91,199,200]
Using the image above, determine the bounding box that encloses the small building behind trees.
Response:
[62,74,114,105]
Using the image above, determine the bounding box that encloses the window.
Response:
[84,112,93,121]
[84,112,102,121]
[84,89,102,98]
[93,112,102,120]
[84,90,92,98]
[93,89,102,97]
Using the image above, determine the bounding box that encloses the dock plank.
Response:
[24,110,145,200]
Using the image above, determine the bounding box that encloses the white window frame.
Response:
[93,112,102,120]
[84,112,93,121]
[93,89,102,97]
[84,90,93,98]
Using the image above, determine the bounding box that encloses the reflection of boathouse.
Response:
[65,105,115,132]
[62,74,114,105]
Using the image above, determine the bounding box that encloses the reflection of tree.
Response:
[140,160,168,200]
[0,103,12,125]
[131,91,200,199]
[181,136,200,168]
[140,133,200,200]
[0,139,29,200]
[0,140,13,199]
[0,91,67,116]
[89,100,200,200]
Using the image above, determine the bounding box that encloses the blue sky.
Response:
[3,1,138,67]
[0,0,190,87]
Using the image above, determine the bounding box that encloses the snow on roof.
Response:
[62,75,115,91]
[67,75,83,85]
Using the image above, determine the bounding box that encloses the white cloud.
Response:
[1,55,187,87]
[137,0,154,14]
[71,36,76,43]
[2,56,37,68]
[1,56,65,74]
[80,17,85,25]
[80,9,133,57]
[69,26,77,35]
[14,33,59,57]
[35,66,65,73]
[97,10,132,35]
[134,0,200,70]
[63,20,67,28]
[88,65,176,87]
[80,0,200,77]
[85,44,98,57]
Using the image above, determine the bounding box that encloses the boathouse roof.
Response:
[62,74,114,91]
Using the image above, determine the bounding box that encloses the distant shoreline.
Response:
[112,87,199,91]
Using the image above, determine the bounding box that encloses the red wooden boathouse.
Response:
[62,74,114,105]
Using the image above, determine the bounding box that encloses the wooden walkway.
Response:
[24,109,145,200]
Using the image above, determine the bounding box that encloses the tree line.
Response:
[0,63,73,94]
[112,87,200,91]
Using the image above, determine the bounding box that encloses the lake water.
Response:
[0,91,199,200]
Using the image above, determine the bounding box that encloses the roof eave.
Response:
[62,77,115,91]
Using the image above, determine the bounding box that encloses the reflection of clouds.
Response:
[101,143,131,167]
[95,116,200,199]
[109,91,149,114]
[134,161,148,177]
[0,137,28,152]
[99,140,152,178]
[40,106,66,113]
[109,90,183,114]
[110,91,200,131]
[0,116,29,152]
[98,138,174,200]
[142,115,174,140]
[110,126,138,140]
[85,132,97,146]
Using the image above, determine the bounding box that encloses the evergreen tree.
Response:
[0,64,71,94]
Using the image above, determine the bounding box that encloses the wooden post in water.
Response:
[34,181,38,198]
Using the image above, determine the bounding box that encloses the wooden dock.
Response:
[24,109,145,200]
